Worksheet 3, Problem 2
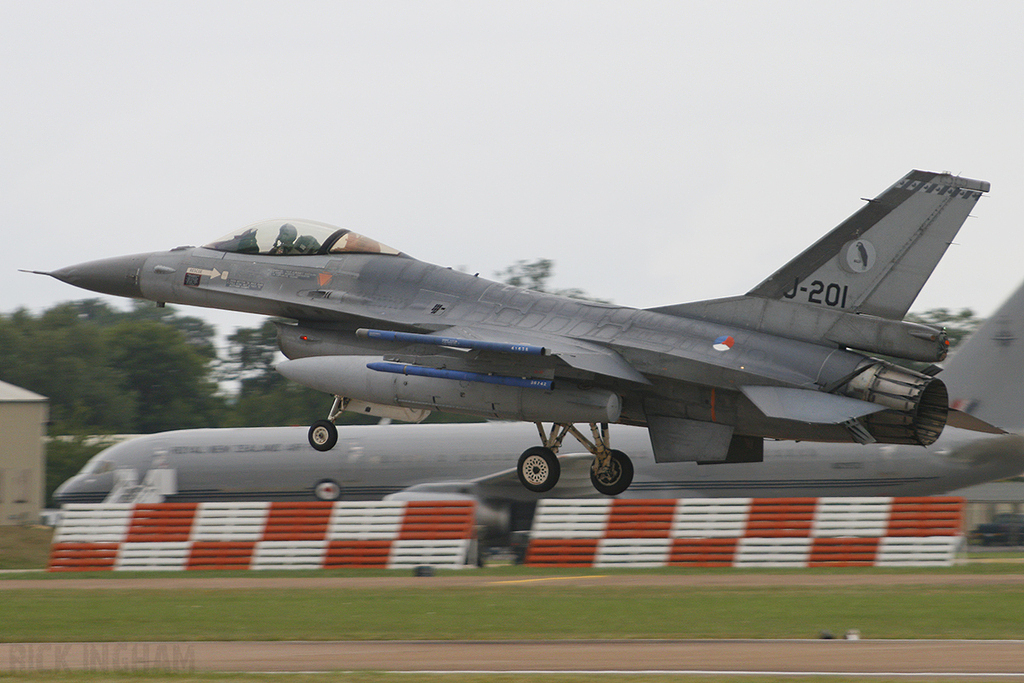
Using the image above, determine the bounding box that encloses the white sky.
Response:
[3,1,1023,336]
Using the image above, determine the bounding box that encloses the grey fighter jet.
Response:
[36,170,993,496]
[55,274,1024,538]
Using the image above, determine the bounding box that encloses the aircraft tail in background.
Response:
[942,278,1024,433]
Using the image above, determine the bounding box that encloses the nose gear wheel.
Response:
[309,419,338,452]
[307,396,346,452]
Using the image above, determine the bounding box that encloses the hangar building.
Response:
[0,380,48,524]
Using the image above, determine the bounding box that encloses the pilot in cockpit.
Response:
[269,223,320,255]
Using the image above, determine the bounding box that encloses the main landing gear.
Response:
[304,398,634,497]
[516,422,634,497]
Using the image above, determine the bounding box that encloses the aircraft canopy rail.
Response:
[204,219,403,257]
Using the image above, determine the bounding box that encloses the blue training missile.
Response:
[356,328,547,355]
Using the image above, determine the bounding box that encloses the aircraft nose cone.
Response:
[52,474,109,505]
[52,478,72,505]
[47,254,149,299]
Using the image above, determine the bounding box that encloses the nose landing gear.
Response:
[307,397,346,452]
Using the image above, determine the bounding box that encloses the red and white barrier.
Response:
[49,501,475,572]
[526,497,964,568]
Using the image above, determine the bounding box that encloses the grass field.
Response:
[3,535,1023,682]
[3,569,1024,642]
[4,585,1024,641]
[3,567,1023,683]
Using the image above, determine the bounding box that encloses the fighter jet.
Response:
[54,275,1024,544]
[36,170,992,496]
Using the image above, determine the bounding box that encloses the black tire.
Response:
[517,446,560,493]
[308,419,338,451]
[591,449,633,496]
[314,479,342,501]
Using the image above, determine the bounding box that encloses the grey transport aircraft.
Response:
[37,170,996,496]
[48,420,1024,541]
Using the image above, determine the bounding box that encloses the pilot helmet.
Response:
[276,223,298,246]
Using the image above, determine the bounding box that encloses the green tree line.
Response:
[0,301,378,504]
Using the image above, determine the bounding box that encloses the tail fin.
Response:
[748,170,989,320]
[942,279,1024,433]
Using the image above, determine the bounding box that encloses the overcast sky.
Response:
[3,1,1022,337]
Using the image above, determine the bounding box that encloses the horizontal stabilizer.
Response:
[741,385,885,424]
[946,409,1007,435]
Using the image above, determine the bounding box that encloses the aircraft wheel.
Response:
[308,420,338,452]
[591,449,633,496]
[314,479,342,501]
[517,447,560,493]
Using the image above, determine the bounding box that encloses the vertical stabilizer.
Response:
[748,170,989,320]
[942,280,1024,433]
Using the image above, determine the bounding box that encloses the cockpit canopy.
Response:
[204,219,404,257]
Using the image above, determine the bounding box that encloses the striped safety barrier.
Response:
[525,497,964,568]
[49,501,475,572]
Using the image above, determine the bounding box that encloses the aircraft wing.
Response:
[360,324,890,428]
[383,453,598,500]
[360,325,651,386]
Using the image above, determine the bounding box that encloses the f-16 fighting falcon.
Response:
[34,170,993,496]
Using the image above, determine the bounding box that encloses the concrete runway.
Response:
[4,639,1024,676]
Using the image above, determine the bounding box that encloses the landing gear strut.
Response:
[515,422,634,496]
